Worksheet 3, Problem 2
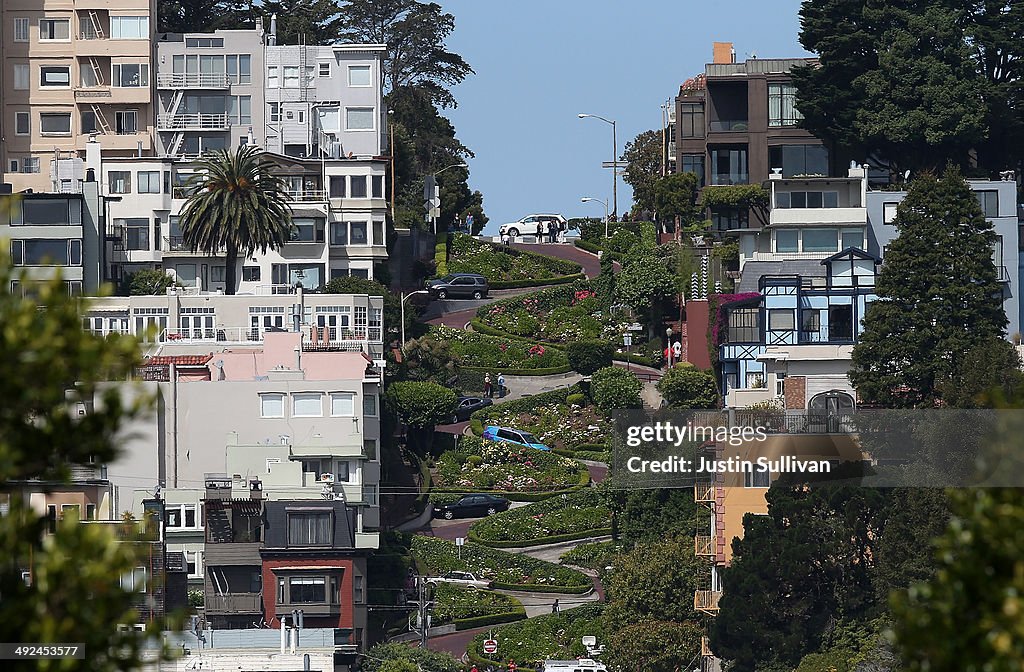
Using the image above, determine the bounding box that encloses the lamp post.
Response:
[623,331,633,372]
[666,326,674,367]
[580,197,609,238]
[400,290,429,350]
[430,162,469,234]
[578,113,617,220]
[388,109,396,221]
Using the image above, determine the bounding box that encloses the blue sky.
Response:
[434,0,812,234]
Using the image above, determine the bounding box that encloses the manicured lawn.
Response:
[411,535,591,591]
[433,436,586,492]
[447,233,581,282]
[431,325,568,371]
[470,489,611,545]
[468,604,607,668]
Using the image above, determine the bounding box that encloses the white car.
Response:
[426,571,492,589]
[499,214,568,238]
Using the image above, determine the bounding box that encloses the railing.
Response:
[205,593,262,614]
[709,120,749,132]
[695,535,715,557]
[157,113,229,130]
[253,284,297,295]
[997,265,1011,283]
[695,483,717,503]
[303,325,383,349]
[694,590,722,612]
[157,72,230,89]
[711,173,749,186]
[75,87,111,99]
[162,327,251,344]
[283,189,327,202]
[163,236,191,252]
[732,411,857,434]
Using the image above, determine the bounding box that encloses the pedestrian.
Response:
[501,231,511,247]
[484,372,493,398]
[551,598,559,613]
[538,219,547,242]
[549,220,558,243]
[466,214,474,233]
[497,372,506,398]
[471,666,478,672]
[508,660,517,672]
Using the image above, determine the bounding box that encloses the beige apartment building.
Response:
[1,0,156,193]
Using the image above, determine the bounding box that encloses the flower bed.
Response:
[411,535,592,593]
[472,390,611,453]
[467,605,607,671]
[433,436,586,492]
[432,583,526,629]
[559,540,624,571]
[469,489,611,547]
[431,325,569,373]
[447,233,582,285]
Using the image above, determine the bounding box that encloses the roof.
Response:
[821,247,881,265]
[738,261,826,293]
[145,354,213,367]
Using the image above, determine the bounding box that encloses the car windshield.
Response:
[521,432,540,444]
[440,276,455,283]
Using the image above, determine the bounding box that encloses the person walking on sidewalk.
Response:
[497,372,506,398]
[484,373,493,398]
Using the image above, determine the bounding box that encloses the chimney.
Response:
[713,42,734,65]
[268,14,278,46]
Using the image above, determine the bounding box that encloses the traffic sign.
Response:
[483,639,498,655]
[623,333,633,347]
[627,323,644,331]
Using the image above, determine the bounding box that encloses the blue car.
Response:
[482,426,551,451]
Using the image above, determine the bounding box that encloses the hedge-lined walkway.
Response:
[511,242,602,279]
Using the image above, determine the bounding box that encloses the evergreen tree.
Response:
[621,130,663,217]
[157,0,246,34]
[255,0,345,46]
[849,166,1006,407]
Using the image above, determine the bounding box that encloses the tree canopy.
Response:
[255,0,345,46]
[621,130,662,217]
[156,0,246,33]
[849,167,1006,407]
[653,172,702,232]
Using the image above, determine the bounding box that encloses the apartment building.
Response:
[1,0,157,193]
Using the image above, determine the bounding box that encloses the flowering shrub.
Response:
[411,535,591,589]
[447,234,580,282]
[469,605,607,665]
[470,489,611,543]
[433,436,583,491]
[431,326,567,370]
[573,290,596,304]
[431,583,523,625]
[475,399,610,452]
[559,540,625,570]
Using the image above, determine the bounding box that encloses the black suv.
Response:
[425,273,489,300]
[432,494,510,520]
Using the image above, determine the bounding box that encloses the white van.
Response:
[542,660,606,672]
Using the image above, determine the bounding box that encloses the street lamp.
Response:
[666,326,674,367]
[578,113,618,220]
[387,109,397,221]
[580,197,609,238]
[400,290,429,349]
[430,162,469,234]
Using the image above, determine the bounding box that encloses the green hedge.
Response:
[455,608,527,631]
[431,473,590,502]
[469,527,613,549]
[461,364,572,376]
[573,450,611,463]
[472,318,656,367]
[434,240,448,276]
[491,581,594,594]
[613,351,658,367]
[489,272,586,289]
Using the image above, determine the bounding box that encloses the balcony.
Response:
[284,190,327,202]
[695,483,717,503]
[157,72,230,89]
[711,173,749,186]
[695,535,715,557]
[694,590,722,613]
[163,236,191,253]
[709,120,749,133]
[205,593,262,614]
[769,207,867,227]
[157,113,229,131]
[74,87,112,101]
[731,410,857,435]
[304,325,384,350]
[162,327,258,344]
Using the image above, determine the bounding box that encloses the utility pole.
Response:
[415,576,432,648]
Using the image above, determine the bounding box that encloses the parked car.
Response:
[542,660,607,672]
[426,571,493,589]
[425,273,490,300]
[432,494,511,520]
[449,396,493,423]
[498,214,568,238]
[481,426,551,451]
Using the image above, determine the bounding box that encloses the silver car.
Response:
[426,571,492,589]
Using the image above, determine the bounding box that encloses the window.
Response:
[776,229,799,253]
[373,221,385,246]
[288,512,332,545]
[13,64,29,90]
[229,96,251,125]
[211,265,225,283]
[841,228,863,250]
[39,19,70,41]
[268,102,280,123]
[112,63,148,87]
[354,575,364,603]
[364,439,377,460]
[776,190,838,208]
[711,208,748,231]
[363,394,377,416]
[284,66,299,87]
[40,66,71,87]
[293,393,323,417]
[15,112,29,135]
[828,305,854,341]
[346,107,375,130]
[883,202,898,224]
[260,393,285,418]
[710,146,748,185]
[768,309,795,331]
[166,504,199,529]
[976,190,999,218]
[727,307,759,343]
[305,65,315,85]
[108,171,131,194]
[768,83,801,127]
[138,171,160,194]
[330,222,349,246]
[226,54,251,84]
[744,464,771,488]
[81,110,97,134]
[291,218,324,243]
[267,66,279,88]
[121,567,147,592]
[110,16,148,40]
[371,175,384,198]
[348,65,371,86]
[350,176,368,198]
[329,176,346,198]
[364,484,378,506]
[801,309,821,334]
[678,103,705,138]
[350,222,368,245]
[319,62,332,77]
[331,392,355,416]
[289,576,327,603]
[335,460,351,483]
[802,228,838,252]
[123,218,149,250]
[768,145,829,178]
[23,157,40,174]
[243,266,261,282]
[39,112,71,136]
[680,154,705,187]
[14,18,29,41]
[115,110,138,135]
[185,36,223,48]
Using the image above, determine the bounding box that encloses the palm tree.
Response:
[178,145,292,295]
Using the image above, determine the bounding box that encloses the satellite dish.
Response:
[214,360,224,368]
